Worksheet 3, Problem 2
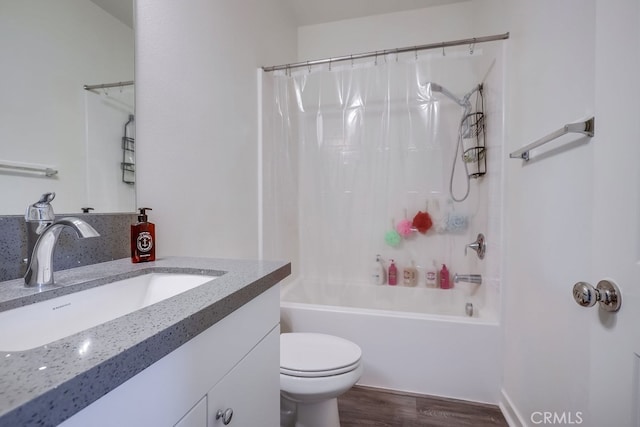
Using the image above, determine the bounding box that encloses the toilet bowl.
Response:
[280,332,363,427]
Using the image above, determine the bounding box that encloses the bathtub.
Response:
[280,281,502,404]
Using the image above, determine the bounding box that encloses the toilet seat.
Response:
[280,333,362,378]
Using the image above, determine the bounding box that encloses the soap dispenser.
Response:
[388,260,398,286]
[131,207,155,263]
[439,264,451,289]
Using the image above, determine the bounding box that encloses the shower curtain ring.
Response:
[307,61,311,73]
[329,58,332,71]
[470,39,476,55]
[395,49,399,62]
[415,47,418,61]
[442,43,446,56]
[350,55,354,67]
[374,51,378,66]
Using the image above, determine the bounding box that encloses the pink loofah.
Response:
[396,219,413,237]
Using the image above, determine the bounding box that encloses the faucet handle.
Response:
[25,192,56,222]
[465,233,486,260]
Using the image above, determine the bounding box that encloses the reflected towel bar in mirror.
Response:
[0,160,58,177]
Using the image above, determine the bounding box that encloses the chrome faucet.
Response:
[25,192,56,267]
[453,274,482,285]
[24,195,100,287]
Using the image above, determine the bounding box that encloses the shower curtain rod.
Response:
[262,32,509,72]
[83,80,134,91]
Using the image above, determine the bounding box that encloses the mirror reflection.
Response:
[0,0,135,215]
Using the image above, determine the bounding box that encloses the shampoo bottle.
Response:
[403,261,418,287]
[373,254,386,285]
[388,260,398,286]
[131,207,156,263]
[439,264,451,289]
[425,260,438,288]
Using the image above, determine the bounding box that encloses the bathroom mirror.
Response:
[0,0,135,215]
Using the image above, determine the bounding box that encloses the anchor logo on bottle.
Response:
[136,231,153,253]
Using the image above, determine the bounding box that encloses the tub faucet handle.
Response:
[465,233,486,259]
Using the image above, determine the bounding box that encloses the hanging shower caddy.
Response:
[121,114,135,184]
[462,88,486,178]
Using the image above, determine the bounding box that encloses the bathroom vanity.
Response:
[0,257,290,427]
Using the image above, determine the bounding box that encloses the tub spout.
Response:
[453,274,482,285]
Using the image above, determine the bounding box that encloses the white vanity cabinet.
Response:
[60,285,280,427]
[207,328,279,426]
[175,396,207,427]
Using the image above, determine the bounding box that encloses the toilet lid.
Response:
[280,333,362,378]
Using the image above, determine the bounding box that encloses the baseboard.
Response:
[499,388,526,427]
[352,384,501,410]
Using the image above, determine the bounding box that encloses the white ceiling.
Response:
[89,0,134,29]
[89,0,467,29]
[287,0,468,26]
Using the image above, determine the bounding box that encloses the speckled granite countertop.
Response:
[0,256,290,427]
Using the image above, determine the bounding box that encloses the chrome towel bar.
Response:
[509,117,595,161]
[0,160,58,177]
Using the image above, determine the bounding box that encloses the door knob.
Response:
[572,279,621,312]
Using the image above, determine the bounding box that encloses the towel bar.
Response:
[509,117,594,161]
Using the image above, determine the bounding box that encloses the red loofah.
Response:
[412,211,433,234]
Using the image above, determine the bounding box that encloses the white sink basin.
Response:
[0,272,217,352]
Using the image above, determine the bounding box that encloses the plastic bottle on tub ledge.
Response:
[403,261,418,287]
[425,260,438,288]
[388,259,398,286]
[372,254,386,285]
[439,264,451,289]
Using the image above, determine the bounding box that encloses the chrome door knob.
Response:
[216,408,233,425]
[572,279,621,312]
[573,282,597,307]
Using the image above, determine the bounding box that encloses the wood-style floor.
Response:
[337,386,508,427]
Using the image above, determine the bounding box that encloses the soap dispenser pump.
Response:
[131,207,155,263]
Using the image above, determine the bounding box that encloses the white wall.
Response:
[298,2,474,60]
[472,0,597,424]
[135,0,297,259]
[0,0,133,214]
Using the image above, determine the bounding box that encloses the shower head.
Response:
[426,82,481,109]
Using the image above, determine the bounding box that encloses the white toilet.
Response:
[280,332,363,427]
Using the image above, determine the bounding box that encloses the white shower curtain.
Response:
[263,47,499,297]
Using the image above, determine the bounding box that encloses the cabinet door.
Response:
[175,396,207,427]
[208,327,279,426]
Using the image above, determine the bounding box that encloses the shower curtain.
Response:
[263,47,499,295]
